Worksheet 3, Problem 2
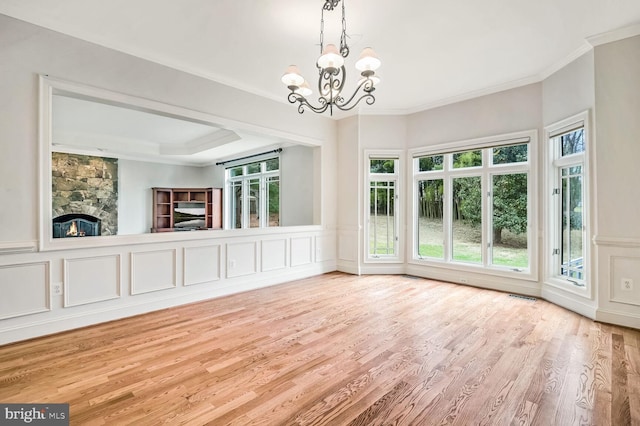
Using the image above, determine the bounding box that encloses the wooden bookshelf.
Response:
[151,187,222,232]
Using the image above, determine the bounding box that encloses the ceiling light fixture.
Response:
[281,0,381,115]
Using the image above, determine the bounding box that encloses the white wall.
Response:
[593,35,640,328]
[336,116,361,274]
[0,14,338,344]
[542,51,595,125]
[280,145,316,226]
[118,160,214,235]
[540,49,597,317]
[407,83,542,148]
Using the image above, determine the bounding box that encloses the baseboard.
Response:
[596,308,640,329]
[0,263,336,345]
[541,285,597,320]
[405,264,541,298]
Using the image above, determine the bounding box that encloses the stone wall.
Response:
[52,153,118,236]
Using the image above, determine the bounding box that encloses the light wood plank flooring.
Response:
[1,272,639,425]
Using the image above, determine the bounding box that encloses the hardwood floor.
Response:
[1,272,639,425]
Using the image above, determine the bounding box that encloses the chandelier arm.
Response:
[287,92,330,114]
[333,77,375,109]
[334,92,375,112]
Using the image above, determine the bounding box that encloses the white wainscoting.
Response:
[226,241,258,278]
[609,255,640,306]
[337,226,360,274]
[291,236,313,267]
[261,239,287,272]
[131,249,177,294]
[184,245,221,286]
[0,227,336,344]
[64,255,121,307]
[0,262,50,320]
[594,237,640,329]
[316,234,336,263]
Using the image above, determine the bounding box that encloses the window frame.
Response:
[544,111,592,298]
[364,150,403,263]
[409,130,538,281]
[225,157,280,229]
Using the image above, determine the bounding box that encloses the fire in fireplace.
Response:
[52,213,102,238]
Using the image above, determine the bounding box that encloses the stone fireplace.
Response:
[51,152,118,236]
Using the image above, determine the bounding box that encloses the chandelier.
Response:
[281,0,381,115]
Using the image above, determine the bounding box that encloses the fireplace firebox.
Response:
[52,213,102,238]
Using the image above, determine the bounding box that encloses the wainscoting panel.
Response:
[316,234,337,262]
[184,245,221,286]
[0,262,50,320]
[609,255,640,306]
[261,239,287,272]
[64,255,121,307]
[226,242,257,278]
[291,236,313,267]
[338,227,359,262]
[131,249,176,295]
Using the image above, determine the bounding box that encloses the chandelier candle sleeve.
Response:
[281,0,381,115]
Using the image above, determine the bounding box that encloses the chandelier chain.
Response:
[340,0,349,57]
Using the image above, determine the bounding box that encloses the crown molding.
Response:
[587,23,640,47]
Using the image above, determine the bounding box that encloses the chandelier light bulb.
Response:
[355,47,381,72]
[294,81,313,97]
[317,44,344,70]
[281,65,305,87]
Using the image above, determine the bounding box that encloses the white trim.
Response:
[0,241,38,254]
[38,76,322,252]
[364,150,404,263]
[587,23,640,47]
[596,308,640,329]
[409,130,534,158]
[543,110,593,300]
[593,236,640,248]
[542,284,597,319]
[0,262,335,345]
[408,130,538,282]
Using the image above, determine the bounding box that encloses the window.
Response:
[412,133,535,277]
[546,113,589,292]
[366,154,400,260]
[226,158,280,229]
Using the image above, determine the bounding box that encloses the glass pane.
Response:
[265,158,279,171]
[229,167,243,177]
[492,144,528,165]
[492,173,528,268]
[246,162,261,174]
[452,176,482,263]
[418,155,444,172]
[267,176,280,226]
[561,166,584,281]
[249,178,260,228]
[370,159,395,174]
[230,181,243,229]
[369,181,395,255]
[452,150,482,168]
[417,179,444,259]
[560,128,585,156]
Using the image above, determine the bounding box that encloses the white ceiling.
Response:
[0,0,640,164]
[51,94,285,166]
[2,0,640,115]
